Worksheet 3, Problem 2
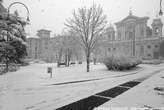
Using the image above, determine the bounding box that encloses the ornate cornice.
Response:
[115,14,149,26]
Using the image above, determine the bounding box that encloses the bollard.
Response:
[47,67,52,78]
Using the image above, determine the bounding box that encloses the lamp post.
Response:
[159,0,163,16]
[7,2,30,40]
[5,2,30,72]
[111,33,114,57]
[159,0,163,62]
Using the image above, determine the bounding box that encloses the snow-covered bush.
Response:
[0,64,19,75]
[103,56,142,71]
[8,64,19,72]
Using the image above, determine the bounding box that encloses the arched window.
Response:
[118,32,121,40]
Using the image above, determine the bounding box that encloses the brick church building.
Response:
[105,11,163,59]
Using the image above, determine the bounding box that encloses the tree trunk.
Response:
[86,51,90,72]
[93,58,96,65]
[57,61,60,67]
[6,60,8,72]
[65,51,68,67]
[67,52,70,67]
[57,48,63,67]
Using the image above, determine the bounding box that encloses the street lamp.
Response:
[5,2,30,72]
[8,2,30,23]
[159,0,163,62]
[159,0,163,16]
[6,2,30,42]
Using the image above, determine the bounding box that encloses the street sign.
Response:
[47,67,52,78]
[47,67,52,73]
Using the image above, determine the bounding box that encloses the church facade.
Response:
[106,12,163,59]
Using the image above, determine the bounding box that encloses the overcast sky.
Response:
[3,0,163,37]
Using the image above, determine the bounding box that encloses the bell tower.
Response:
[151,18,163,37]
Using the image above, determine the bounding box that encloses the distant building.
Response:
[27,29,84,62]
[27,12,164,62]
[105,11,163,59]
[27,29,52,62]
[37,29,51,39]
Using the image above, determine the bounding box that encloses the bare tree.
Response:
[52,32,82,67]
[65,4,107,72]
[51,35,65,66]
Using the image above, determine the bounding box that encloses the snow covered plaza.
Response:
[0,63,164,110]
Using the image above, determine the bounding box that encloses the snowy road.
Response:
[0,63,164,110]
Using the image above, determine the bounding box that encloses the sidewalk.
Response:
[97,65,164,109]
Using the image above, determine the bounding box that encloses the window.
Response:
[108,48,111,51]
[155,27,159,33]
[45,40,48,45]
[108,34,111,40]
[118,32,121,40]
[155,45,158,48]
[35,47,37,51]
[45,40,48,49]
[147,45,151,49]
[45,46,48,49]
[112,35,115,40]
[129,32,133,40]
[140,46,144,56]
[140,27,144,36]
[125,31,128,40]
[147,54,151,57]
[155,27,159,35]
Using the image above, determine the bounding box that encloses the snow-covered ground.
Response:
[0,63,164,110]
[97,65,164,109]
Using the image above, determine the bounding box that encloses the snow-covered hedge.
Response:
[0,64,19,75]
[103,56,142,71]
[142,60,161,65]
